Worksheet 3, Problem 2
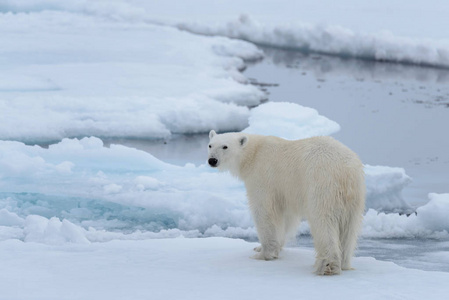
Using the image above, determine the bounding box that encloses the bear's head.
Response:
[208,130,248,175]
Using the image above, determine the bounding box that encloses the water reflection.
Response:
[257,46,449,84]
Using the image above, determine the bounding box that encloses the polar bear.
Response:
[207,130,365,275]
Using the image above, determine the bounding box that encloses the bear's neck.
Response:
[235,137,260,181]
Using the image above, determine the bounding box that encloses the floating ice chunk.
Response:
[103,184,123,194]
[24,215,90,245]
[46,137,174,173]
[243,102,340,140]
[363,209,420,239]
[362,193,449,239]
[135,176,164,191]
[365,165,413,214]
[0,146,46,177]
[0,208,25,226]
[417,193,449,233]
[159,96,251,134]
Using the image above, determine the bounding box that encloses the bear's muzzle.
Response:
[208,158,218,167]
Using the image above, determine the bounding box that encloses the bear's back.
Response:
[241,135,362,181]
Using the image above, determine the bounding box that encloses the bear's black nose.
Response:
[208,158,218,167]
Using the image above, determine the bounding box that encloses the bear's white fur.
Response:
[208,130,365,275]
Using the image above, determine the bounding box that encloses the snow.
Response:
[0,9,264,143]
[364,165,413,214]
[1,237,449,300]
[362,193,449,240]
[174,14,449,68]
[244,102,340,139]
[416,193,449,232]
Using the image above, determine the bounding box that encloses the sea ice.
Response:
[174,14,449,68]
[1,132,445,244]
[18,0,448,67]
[365,165,413,214]
[0,9,264,143]
[243,102,340,139]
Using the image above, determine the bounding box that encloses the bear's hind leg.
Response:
[309,217,342,275]
[340,212,363,270]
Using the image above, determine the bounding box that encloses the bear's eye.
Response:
[222,146,228,150]
[208,145,211,148]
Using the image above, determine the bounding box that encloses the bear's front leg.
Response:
[251,207,283,261]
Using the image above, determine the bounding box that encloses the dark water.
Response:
[293,235,449,273]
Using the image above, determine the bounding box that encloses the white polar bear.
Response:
[208,130,365,275]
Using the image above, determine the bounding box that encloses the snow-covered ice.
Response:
[174,14,449,68]
[364,165,413,214]
[0,135,446,243]
[9,0,449,67]
[0,9,264,142]
[243,101,340,140]
[1,237,449,300]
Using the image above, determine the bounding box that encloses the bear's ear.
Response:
[209,130,216,139]
[239,135,248,148]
